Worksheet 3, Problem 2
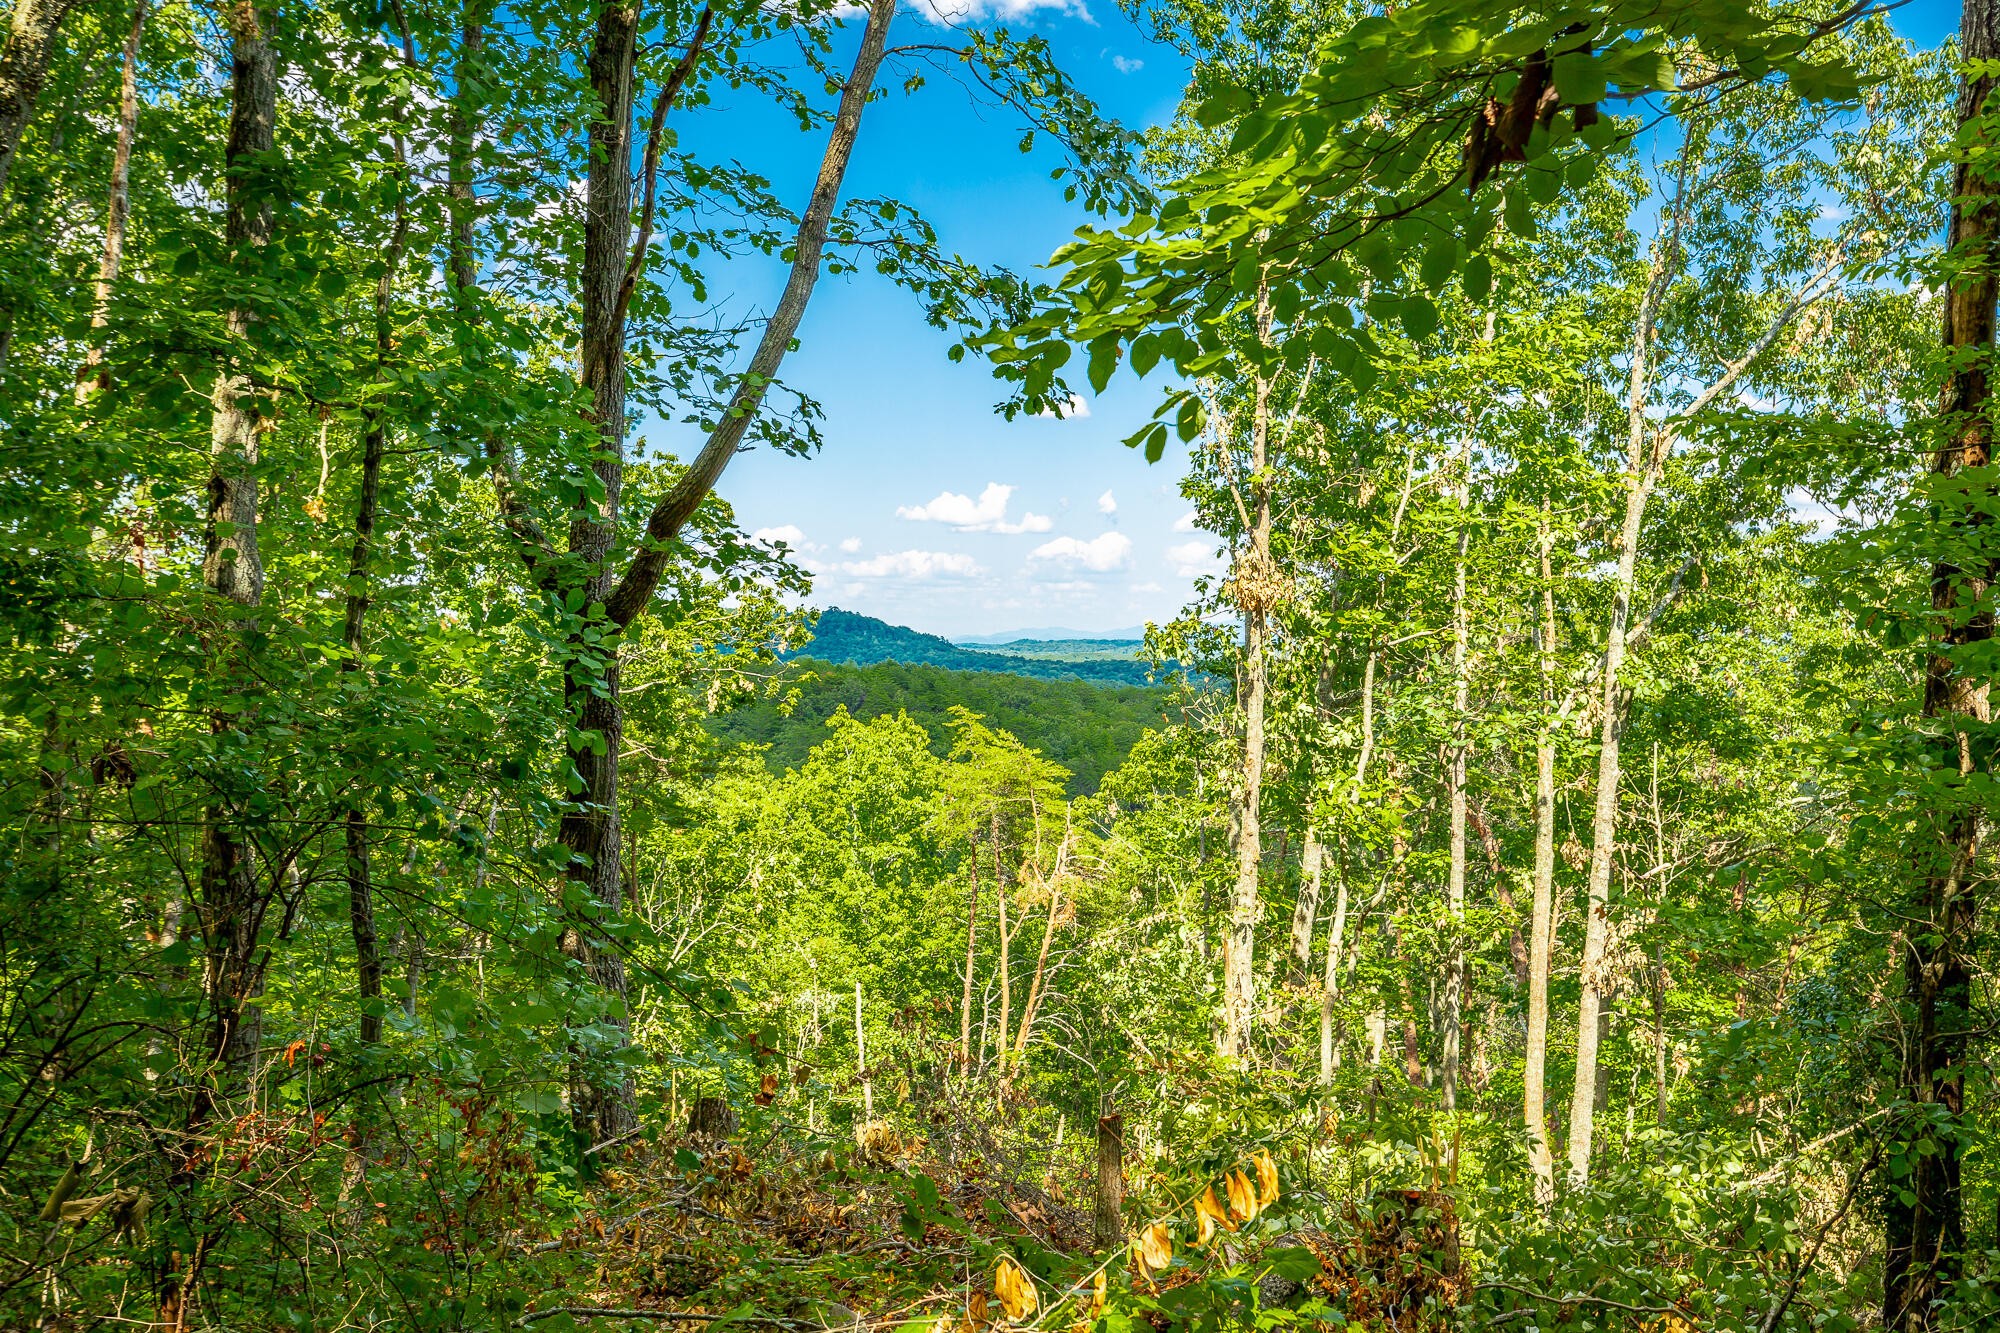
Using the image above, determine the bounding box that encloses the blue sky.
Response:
[656,0,1959,639]
[655,2,1208,639]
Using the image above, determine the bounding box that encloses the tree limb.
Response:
[604,0,895,627]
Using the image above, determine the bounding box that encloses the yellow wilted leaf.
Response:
[1194,1186,1233,1244]
[1135,1221,1173,1272]
[1253,1150,1279,1209]
[995,1256,1038,1321]
[1091,1269,1107,1316]
[1225,1170,1260,1224]
[968,1291,989,1325]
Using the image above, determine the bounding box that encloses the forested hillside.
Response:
[5,0,1999,1331]
[707,657,1170,792]
[799,608,1161,686]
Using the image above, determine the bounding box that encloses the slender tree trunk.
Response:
[855,981,871,1122]
[342,100,412,1053]
[1886,4,1999,1324]
[556,0,645,1148]
[1222,289,1276,1058]
[1014,886,1061,1056]
[0,0,79,196]
[959,835,980,1072]
[196,0,278,1108]
[555,0,889,1143]
[1291,828,1322,979]
[1567,221,1678,1185]
[1320,851,1349,1084]
[1525,507,1558,1204]
[74,0,143,400]
[1651,957,1669,1125]
[993,812,1011,1079]
[1441,433,1471,1110]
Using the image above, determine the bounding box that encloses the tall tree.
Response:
[1884,1,2000,1324]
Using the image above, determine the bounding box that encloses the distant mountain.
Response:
[955,625,1149,645]
[799,609,1160,688]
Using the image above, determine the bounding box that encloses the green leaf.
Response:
[1552,52,1608,105]
[1399,296,1438,340]
[1463,253,1493,302]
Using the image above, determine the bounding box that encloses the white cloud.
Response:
[1131,581,1163,594]
[1097,489,1117,515]
[1111,54,1143,74]
[839,536,863,553]
[918,0,1092,23]
[897,481,1051,534]
[752,524,812,551]
[1168,540,1224,578]
[840,549,983,579]
[1172,511,1199,532]
[1030,531,1132,572]
[1035,393,1091,420]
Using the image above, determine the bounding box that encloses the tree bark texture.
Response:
[75,0,144,399]
[1441,433,1471,1110]
[197,0,278,1104]
[560,0,893,1145]
[1094,1110,1124,1248]
[1886,3,2000,1324]
[1222,289,1276,1058]
[1525,508,1558,1204]
[0,0,79,195]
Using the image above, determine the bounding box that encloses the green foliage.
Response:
[707,656,1175,794]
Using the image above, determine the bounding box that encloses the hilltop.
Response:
[798,608,1159,688]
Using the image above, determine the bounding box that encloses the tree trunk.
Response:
[197,0,278,1107]
[1320,850,1349,1084]
[556,0,645,1149]
[1290,828,1322,979]
[1094,1109,1124,1248]
[1013,886,1061,1056]
[1566,219,1677,1185]
[74,0,143,399]
[1886,4,1999,1324]
[1525,507,1558,1204]
[959,835,980,1071]
[1222,288,1275,1058]
[854,980,872,1122]
[0,0,79,196]
[342,99,411,1053]
[993,812,1011,1079]
[1441,432,1471,1111]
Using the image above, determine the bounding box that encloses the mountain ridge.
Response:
[797,608,1158,688]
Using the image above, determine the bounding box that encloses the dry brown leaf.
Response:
[1253,1150,1279,1209]
[1135,1221,1174,1272]
[1224,1170,1259,1224]
[995,1256,1037,1321]
[1194,1186,1234,1244]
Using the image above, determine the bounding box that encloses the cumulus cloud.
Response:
[839,536,863,553]
[1172,511,1199,532]
[897,482,1051,534]
[1030,531,1132,572]
[1168,540,1224,578]
[840,550,982,579]
[752,524,812,550]
[1111,54,1143,73]
[1035,393,1091,420]
[918,0,1092,24]
[1097,490,1117,515]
